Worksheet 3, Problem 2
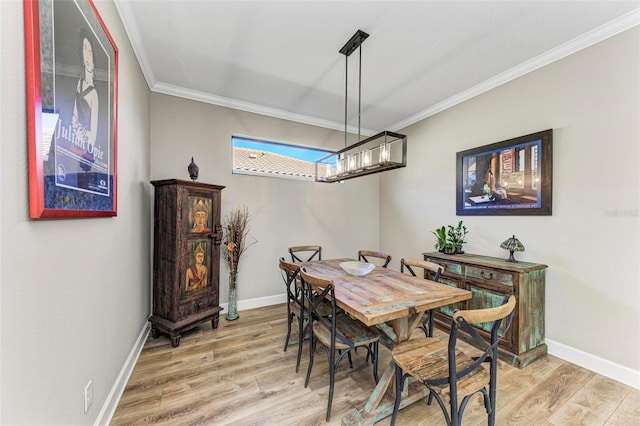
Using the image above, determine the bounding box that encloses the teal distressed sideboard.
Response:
[423,252,547,368]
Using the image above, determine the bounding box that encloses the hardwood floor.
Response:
[111,304,639,425]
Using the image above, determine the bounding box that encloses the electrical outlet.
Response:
[84,380,93,413]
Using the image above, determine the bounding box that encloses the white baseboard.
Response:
[95,321,150,426]
[546,338,640,390]
[219,293,287,313]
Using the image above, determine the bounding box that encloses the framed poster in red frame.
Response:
[24,0,118,218]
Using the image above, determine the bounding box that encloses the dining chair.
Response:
[288,245,323,313]
[358,249,391,268]
[279,258,307,373]
[390,295,516,426]
[289,245,322,262]
[355,250,391,363]
[279,257,331,373]
[279,257,332,373]
[299,267,380,422]
[400,258,444,337]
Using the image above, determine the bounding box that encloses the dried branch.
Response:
[222,206,257,274]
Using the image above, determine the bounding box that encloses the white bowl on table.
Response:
[340,261,375,276]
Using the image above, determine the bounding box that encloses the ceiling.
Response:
[114,1,639,135]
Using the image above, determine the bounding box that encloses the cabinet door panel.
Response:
[183,238,213,297]
[469,286,511,340]
[186,194,215,234]
[436,276,464,317]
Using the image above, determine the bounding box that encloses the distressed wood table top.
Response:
[301,258,471,331]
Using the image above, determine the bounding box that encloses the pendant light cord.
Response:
[358,44,362,142]
[340,29,368,149]
[344,54,348,148]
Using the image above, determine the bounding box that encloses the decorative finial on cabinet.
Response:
[188,157,199,181]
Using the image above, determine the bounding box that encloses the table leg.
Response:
[342,313,427,425]
[342,361,428,425]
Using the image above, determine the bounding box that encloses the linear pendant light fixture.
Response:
[315,29,407,183]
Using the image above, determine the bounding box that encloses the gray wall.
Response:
[149,93,382,306]
[0,0,151,424]
[382,28,640,372]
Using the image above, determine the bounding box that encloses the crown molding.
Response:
[113,0,155,89]
[389,8,640,132]
[152,81,376,136]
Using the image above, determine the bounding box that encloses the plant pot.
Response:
[441,247,464,255]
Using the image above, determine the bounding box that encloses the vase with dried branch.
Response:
[222,206,257,320]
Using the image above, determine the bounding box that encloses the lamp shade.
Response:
[500,235,524,262]
[315,131,406,182]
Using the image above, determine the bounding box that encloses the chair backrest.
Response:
[400,258,444,281]
[428,295,516,389]
[299,267,352,348]
[289,245,322,262]
[279,257,302,304]
[358,250,392,268]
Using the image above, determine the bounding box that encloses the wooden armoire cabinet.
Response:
[423,252,548,368]
[150,179,225,347]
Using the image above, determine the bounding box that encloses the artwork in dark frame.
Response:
[456,129,552,216]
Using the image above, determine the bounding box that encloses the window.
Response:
[232,136,333,181]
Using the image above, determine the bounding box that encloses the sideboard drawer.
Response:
[426,257,463,276]
[465,265,514,287]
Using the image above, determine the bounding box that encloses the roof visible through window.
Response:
[232,136,333,181]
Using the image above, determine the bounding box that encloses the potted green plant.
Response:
[432,225,449,253]
[432,221,468,254]
[447,220,468,254]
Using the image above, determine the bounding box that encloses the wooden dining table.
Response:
[300,258,472,426]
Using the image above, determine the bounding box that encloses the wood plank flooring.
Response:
[111,304,639,425]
